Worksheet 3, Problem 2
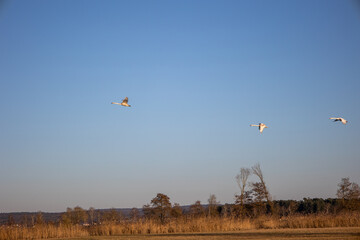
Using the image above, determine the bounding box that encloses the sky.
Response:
[0,0,360,213]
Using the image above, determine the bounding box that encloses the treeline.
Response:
[2,196,359,227]
[1,165,359,239]
[2,163,360,226]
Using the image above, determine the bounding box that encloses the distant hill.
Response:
[0,208,134,225]
[0,206,194,225]
[0,211,61,225]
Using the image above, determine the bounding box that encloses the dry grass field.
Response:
[2,214,360,240]
[53,227,360,240]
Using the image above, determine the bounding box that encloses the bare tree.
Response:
[88,207,95,225]
[31,215,35,226]
[61,208,72,226]
[130,208,140,221]
[96,210,102,224]
[251,181,268,216]
[252,163,273,214]
[207,194,219,217]
[21,214,29,227]
[73,206,88,224]
[189,200,205,218]
[251,182,267,202]
[7,215,15,226]
[337,178,352,200]
[142,204,153,220]
[220,204,230,218]
[349,183,360,199]
[102,208,122,223]
[35,211,44,225]
[235,168,251,216]
[337,177,360,210]
[62,206,88,225]
[171,203,183,219]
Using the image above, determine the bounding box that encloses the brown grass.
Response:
[0,224,88,240]
[1,213,360,240]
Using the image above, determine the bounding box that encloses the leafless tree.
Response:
[102,208,122,223]
[252,163,273,214]
[31,215,35,226]
[142,204,152,219]
[189,200,205,218]
[235,168,251,216]
[35,211,44,225]
[349,183,360,199]
[171,203,183,219]
[337,177,360,210]
[7,215,15,226]
[62,206,88,225]
[207,194,219,217]
[220,204,230,218]
[130,208,140,221]
[337,177,352,200]
[73,206,88,224]
[61,208,72,226]
[21,214,29,227]
[88,207,95,225]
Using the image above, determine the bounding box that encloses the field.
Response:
[2,213,360,240]
[56,228,360,240]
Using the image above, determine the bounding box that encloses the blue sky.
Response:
[0,0,360,212]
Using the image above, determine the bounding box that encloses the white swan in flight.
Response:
[111,97,131,107]
[250,123,268,133]
[330,117,347,125]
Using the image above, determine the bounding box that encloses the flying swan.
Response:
[111,97,131,107]
[250,123,268,133]
[329,117,347,125]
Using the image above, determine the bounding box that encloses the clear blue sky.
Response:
[0,0,359,212]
